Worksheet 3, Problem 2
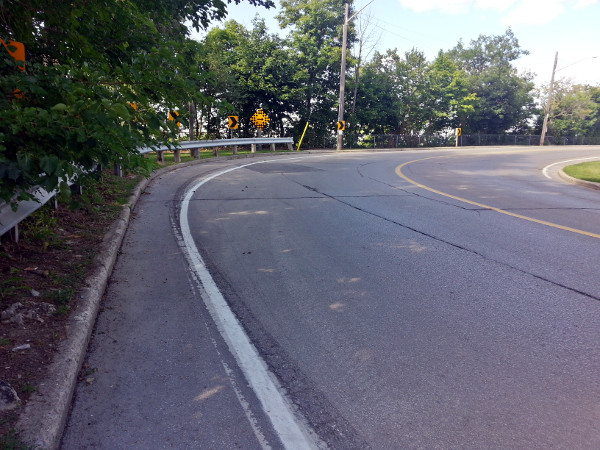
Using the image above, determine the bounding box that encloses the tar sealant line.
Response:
[179,160,322,450]
[542,156,600,179]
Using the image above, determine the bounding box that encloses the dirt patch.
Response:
[0,171,142,443]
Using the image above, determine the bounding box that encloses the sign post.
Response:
[250,109,270,153]
[168,110,181,161]
[228,116,239,154]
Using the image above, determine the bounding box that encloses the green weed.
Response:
[20,384,36,394]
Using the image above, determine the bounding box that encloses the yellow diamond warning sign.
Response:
[250,109,270,129]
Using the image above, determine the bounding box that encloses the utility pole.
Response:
[336,0,375,151]
[539,51,558,146]
[337,3,349,151]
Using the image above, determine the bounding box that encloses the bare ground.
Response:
[0,171,142,446]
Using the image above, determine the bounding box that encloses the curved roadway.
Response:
[63,146,600,449]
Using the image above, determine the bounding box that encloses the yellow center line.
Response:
[395,157,600,240]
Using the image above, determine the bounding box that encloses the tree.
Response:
[352,50,403,136]
[445,29,536,134]
[541,80,600,137]
[425,52,477,133]
[0,0,272,207]
[277,0,354,147]
[230,18,299,137]
[349,7,380,116]
[351,48,475,140]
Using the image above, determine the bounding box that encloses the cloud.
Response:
[501,0,565,25]
[399,0,598,24]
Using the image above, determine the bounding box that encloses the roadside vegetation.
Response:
[0,169,143,445]
[3,0,600,212]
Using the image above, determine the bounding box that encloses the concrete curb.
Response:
[14,151,328,449]
[558,168,600,191]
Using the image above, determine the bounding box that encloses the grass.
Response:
[563,161,600,183]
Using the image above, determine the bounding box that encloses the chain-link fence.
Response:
[329,133,600,150]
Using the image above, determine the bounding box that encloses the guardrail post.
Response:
[270,143,275,152]
[251,144,256,153]
[174,149,181,163]
[114,163,123,177]
[70,183,83,196]
[213,147,219,157]
[157,151,164,163]
[8,225,19,243]
[287,143,293,151]
[233,145,238,155]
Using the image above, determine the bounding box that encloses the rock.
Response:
[12,343,31,351]
[30,289,40,298]
[1,301,56,325]
[0,380,20,411]
[1,302,23,323]
[24,267,49,278]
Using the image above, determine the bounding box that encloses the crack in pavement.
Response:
[295,180,600,303]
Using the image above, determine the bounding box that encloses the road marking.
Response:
[396,158,600,240]
[542,157,600,179]
[179,160,322,450]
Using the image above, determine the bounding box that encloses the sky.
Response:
[194,0,600,88]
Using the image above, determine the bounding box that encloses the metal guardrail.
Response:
[368,134,600,149]
[138,137,294,154]
[0,186,57,240]
[0,137,295,240]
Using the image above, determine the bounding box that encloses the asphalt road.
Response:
[62,146,600,449]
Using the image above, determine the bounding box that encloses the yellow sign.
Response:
[337,121,345,131]
[457,127,462,136]
[169,110,181,127]
[250,109,270,129]
[228,116,239,129]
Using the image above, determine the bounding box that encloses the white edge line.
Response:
[542,157,600,179]
[179,160,321,450]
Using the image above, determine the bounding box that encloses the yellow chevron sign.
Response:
[169,110,181,127]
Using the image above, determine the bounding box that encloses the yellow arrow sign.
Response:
[228,116,239,129]
[250,109,270,129]
[457,127,462,136]
[337,121,345,131]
